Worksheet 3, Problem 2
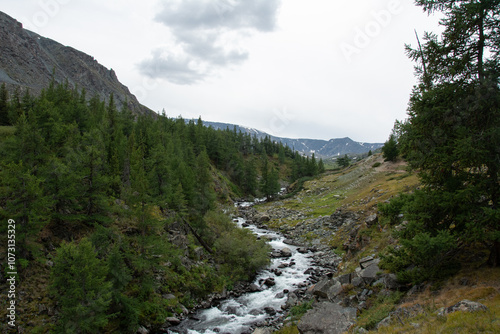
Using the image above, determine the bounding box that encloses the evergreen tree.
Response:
[337,155,350,168]
[0,162,51,258]
[243,157,258,196]
[0,83,10,125]
[194,148,216,214]
[260,153,281,200]
[73,129,110,224]
[391,0,500,272]
[318,158,326,174]
[382,133,399,162]
[278,144,286,164]
[308,153,319,175]
[51,238,112,333]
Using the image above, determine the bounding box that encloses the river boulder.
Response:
[312,277,342,300]
[280,247,293,257]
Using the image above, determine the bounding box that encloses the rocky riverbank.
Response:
[234,156,498,334]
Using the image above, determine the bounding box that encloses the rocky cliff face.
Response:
[0,11,150,115]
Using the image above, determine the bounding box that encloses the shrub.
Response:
[381,226,459,284]
[204,210,271,282]
[378,193,413,225]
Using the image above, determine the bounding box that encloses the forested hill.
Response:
[0,82,325,333]
[0,11,149,115]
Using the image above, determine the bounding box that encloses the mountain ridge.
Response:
[0,10,150,115]
[201,120,383,158]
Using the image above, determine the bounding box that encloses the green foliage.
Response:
[50,238,112,333]
[379,190,462,283]
[337,154,350,168]
[0,83,10,125]
[386,0,500,279]
[317,158,325,174]
[381,227,459,284]
[378,193,413,225]
[356,291,403,330]
[289,300,314,320]
[204,210,271,281]
[382,134,399,162]
[0,82,312,331]
[215,227,271,281]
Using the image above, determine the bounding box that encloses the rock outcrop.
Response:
[0,11,151,115]
[297,302,357,334]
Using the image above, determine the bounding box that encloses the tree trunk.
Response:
[488,241,500,267]
[180,216,214,255]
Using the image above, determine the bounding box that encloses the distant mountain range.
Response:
[0,11,150,115]
[202,121,383,158]
[0,10,383,157]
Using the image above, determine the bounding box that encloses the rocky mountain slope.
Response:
[246,155,500,333]
[204,121,383,158]
[0,11,150,115]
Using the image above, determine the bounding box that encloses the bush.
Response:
[378,193,413,225]
[215,227,270,281]
[290,300,314,320]
[381,227,459,284]
[204,210,271,282]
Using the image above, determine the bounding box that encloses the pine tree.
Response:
[243,157,258,196]
[0,83,10,125]
[393,0,500,270]
[382,134,399,162]
[318,158,326,174]
[337,155,350,168]
[72,129,110,224]
[0,162,51,258]
[51,238,112,333]
[194,148,216,214]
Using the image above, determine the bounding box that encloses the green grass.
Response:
[356,291,404,330]
[374,294,500,334]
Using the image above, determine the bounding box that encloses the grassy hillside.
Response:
[254,154,500,333]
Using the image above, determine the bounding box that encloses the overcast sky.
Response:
[0,0,442,143]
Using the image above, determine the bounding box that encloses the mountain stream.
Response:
[167,203,316,334]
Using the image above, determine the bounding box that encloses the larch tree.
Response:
[397,0,500,267]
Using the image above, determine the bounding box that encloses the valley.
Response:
[1,2,500,333]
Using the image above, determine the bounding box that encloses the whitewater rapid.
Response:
[168,215,316,334]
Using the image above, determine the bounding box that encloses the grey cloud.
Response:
[155,0,281,32]
[177,30,249,65]
[139,0,280,84]
[138,51,205,85]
